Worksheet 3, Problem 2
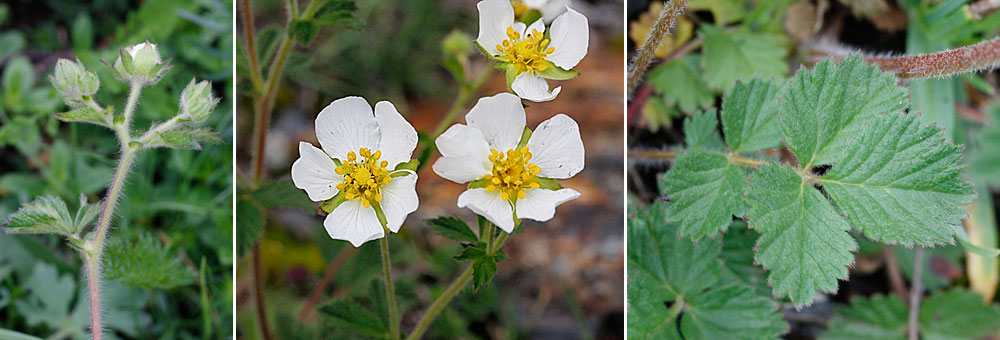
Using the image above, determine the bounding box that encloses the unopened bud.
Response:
[442,30,473,57]
[179,78,218,122]
[50,58,99,108]
[111,41,172,86]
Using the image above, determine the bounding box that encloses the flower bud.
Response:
[49,58,100,108]
[179,78,218,122]
[442,30,473,57]
[111,41,172,86]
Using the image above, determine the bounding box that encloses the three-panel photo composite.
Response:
[2,0,1000,339]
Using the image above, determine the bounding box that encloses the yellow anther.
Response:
[486,184,496,192]
[373,150,381,160]
[530,182,540,188]
[348,151,357,161]
[501,192,509,201]
[374,193,382,202]
[362,199,370,208]
[383,176,392,184]
[517,190,526,199]
[492,177,501,185]
[345,193,355,200]
[336,183,345,190]
[335,167,345,175]
[335,147,394,208]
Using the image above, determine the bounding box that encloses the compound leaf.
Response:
[683,109,723,150]
[426,216,478,243]
[660,149,746,240]
[822,112,974,246]
[779,55,908,167]
[627,202,787,339]
[721,77,782,153]
[746,164,857,307]
[648,55,714,113]
[103,232,195,290]
[700,25,787,91]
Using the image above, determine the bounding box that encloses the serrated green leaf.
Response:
[648,55,714,113]
[472,255,498,290]
[288,19,320,45]
[13,263,76,328]
[427,216,478,242]
[143,124,222,150]
[3,195,77,236]
[660,149,746,240]
[779,55,909,167]
[821,290,1000,340]
[318,299,390,339]
[103,232,195,289]
[683,109,723,149]
[55,106,111,127]
[721,77,782,153]
[700,25,787,91]
[720,221,770,295]
[627,202,786,339]
[820,112,974,246]
[746,164,857,307]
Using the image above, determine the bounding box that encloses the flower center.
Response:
[335,147,392,208]
[485,146,542,202]
[495,27,554,73]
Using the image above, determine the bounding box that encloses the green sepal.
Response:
[517,127,532,148]
[393,159,419,172]
[473,41,502,61]
[370,200,389,230]
[517,10,542,25]
[535,61,580,80]
[504,63,518,89]
[320,191,347,214]
[118,47,135,73]
[535,177,563,190]
[468,178,491,190]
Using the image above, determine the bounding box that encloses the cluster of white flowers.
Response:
[292,0,588,247]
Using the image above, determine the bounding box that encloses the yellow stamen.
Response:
[495,24,556,74]
[483,145,543,204]
[333,147,395,209]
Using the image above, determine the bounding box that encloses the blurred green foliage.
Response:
[0,0,233,339]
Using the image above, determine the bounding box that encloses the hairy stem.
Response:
[908,247,924,340]
[626,0,687,97]
[405,265,474,340]
[122,81,142,137]
[240,0,263,89]
[85,146,137,340]
[811,38,1000,79]
[251,244,273,340]
[381,237,400,340]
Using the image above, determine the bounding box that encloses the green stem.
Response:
[405,265,474,340]
[381,237,400,340]
[121,81,142,138]
[85,147,137,340]
[430,68,492,138]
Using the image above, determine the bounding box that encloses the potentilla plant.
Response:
[1,42,220,340]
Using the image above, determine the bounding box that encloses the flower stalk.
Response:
[381,237,401,340]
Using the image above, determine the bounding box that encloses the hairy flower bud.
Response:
[442,30,473,57]
[49,58,100,108]
[111,41,172,86]
[179,78,218,122]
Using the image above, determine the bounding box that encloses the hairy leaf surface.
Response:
[746,164,856,307]
[722,77,782,153]
[822,112,974,246]
[660,149,746,240]
[779,55,908,167]
[700,25,787,91]
[683,109,724,150]
[649,55,714,113]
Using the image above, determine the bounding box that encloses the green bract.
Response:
[109,42,173,86]
[656,55,975,307]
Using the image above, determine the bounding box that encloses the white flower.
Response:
[432,93,584,232]
[291,97,419,247]
[517,0,570,23]
[476,0,589,102]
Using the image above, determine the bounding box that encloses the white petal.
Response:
[515,188,580,223]
[540,0,570,23]
[374,101,418,168]
[476,0,514,56]
[436,124,491,158]
[290,142,342,201]
[457,188,516,232]
[523,0,548,8]
[465,93,526,151]
[527,114,585,178]
[524,19,545,38]
[379,173,418,233]
[325,199,384,247]
[545,7,589,70]
[315,96,379,160]
[511,73,562,102]
[433,155,492,183]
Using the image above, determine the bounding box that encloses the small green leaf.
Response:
[103,231,195,289]
[143,124,222,150]
[288,19,320,45]
[779,55,908,167]
[821,112,975,246]
[700,25,786,91]
[648,55,714,113]
[455,241,505,290]
[318,299,390,339]
[427,216,478,242]
[821,290,1000,340]
[660,149,746,240]
[55,106,111,127]
[3,195,76,236]
[2,56,34,108]
[746,164,857,307]
[721,77,782,153]
[683,109,723,149]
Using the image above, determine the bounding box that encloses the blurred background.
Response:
[627,0,1000,339]
[0,0,233,339]
[235,0,624,339]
